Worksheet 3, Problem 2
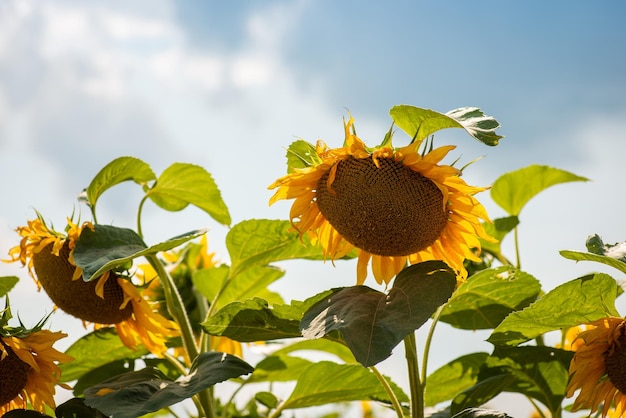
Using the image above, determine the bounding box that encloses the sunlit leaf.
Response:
[0,276,19,297]
[439,267,541,330]
[60,328,148,383]
[146,162,231,226]
[193,264,285,312]
[246,354,314,383]
[84,352,253,418]
[488,273,620,346]
[286,139,321,172]
[280,361,408,409]
[390,105,503,146]
[425,352,490,407]
[226,219,345,278]
[300,261,456,366]
[490,165,589,216]
[84,156,156,209]
[271,338,356,364]
[202,294,330,342]
[560,249,626,275]
[255,392,279,409]
[479,216,519,256]
[73,224,206,281]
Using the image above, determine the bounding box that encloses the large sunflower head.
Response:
[5,215,179,355]
[0,308,73,415]
[566,317,626,417]
[268,116,494,285]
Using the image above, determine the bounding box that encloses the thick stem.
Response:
[404,333,424,418]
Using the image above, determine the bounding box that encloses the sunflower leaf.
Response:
[479,216,519,256]
[452,408,514,418]
[490,165,589,216]
[560,249,626,275]
[425,352,490,407]
[279,361,408,410]
[488,273,620,346]
[439,267,541,330]
[226,219,349,279]
[60,328,148,383]
[201,293,330,342]
[83,156,156,210]
[286,139,321,172]
[146,162,231,226]
[0,276,19,297]
[73,224,206,281]
[300,261,456,367]
[389,105,503,146]
[451,374,517,416]
[83,352,254,418]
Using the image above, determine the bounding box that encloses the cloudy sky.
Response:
[1,0,625,416]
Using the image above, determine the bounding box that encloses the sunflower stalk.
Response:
[404,332,424,418]
[146,253,215,418]
[370,365,405,418]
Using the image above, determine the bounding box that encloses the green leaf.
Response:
[281,361,408,409]
[202,294,330,342]
[439,267,541,330]
[73,224,206,281]
[146,162,231,226]
[488,273,620,346]
[490,165,589,216]
[246,354,314,383]
[55,398,106,418]
[389,105,503,146]
[193,264,285,312]
[451,374,516,415]
[84,352,254,417]
[452,409,513,418]
[300,261,456,366]
[60,328,148,382]
[425,353,490,407]
[271,338,356,364]
[0,276,19,297]
[227,219,341,278]
[84,156,156,209]
[479,346,572,415]
[73,360,134,396]
[255,392,279,409]
[286,139,321,172]
[560,249,626,276]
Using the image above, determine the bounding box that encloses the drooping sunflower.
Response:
[5,216,179,355]
[0,317,73,415]
[268,116,494,285]
[566,317,626,417]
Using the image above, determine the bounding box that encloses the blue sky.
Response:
[1,1,625,416]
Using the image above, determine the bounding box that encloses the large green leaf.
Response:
[201,293,330,342]
[452,409,513,418]
[84,352,253,418]
[146,162,231,226]
[439,267,541,330]
[246,354,314,383]
[451,374,516,415]
[193,264,284,312]
[425,352,490,407]
[56,398,105,418]
[389,105,503,146]
[60,328,148,383]
[0,276,19,297]
[490,165,589,216]
[271,338,356,364]
[226,219,341,278]
[73,224,206,281]
[73,360,134,396]
[281,361,408,409]
[84,156,156,209]
[300,261,456,367]
[560,250,626,276]
[488,273,620,346]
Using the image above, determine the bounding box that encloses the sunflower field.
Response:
[1,105,625,418]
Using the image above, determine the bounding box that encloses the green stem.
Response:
[371,365,404,418]
[404,333,423,418]
[420,305,444,385]
[136,196,149,238]
[147,254,215,417]
[200,271,235,351]
[514,226,521,270]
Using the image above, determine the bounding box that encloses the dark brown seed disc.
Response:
[316,156,448,256]
[606,322,626,393]
[33,242,133,324]
[0,340,31,405]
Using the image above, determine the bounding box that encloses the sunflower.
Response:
[0,325,73,415]
[566,317,626,417]
[268,116,494,285]
[5,216,179,355]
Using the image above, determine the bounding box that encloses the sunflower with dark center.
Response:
[0,325,72,414]
[5,216,180,355]
[567,317,626,417]
[268,116,495,285]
